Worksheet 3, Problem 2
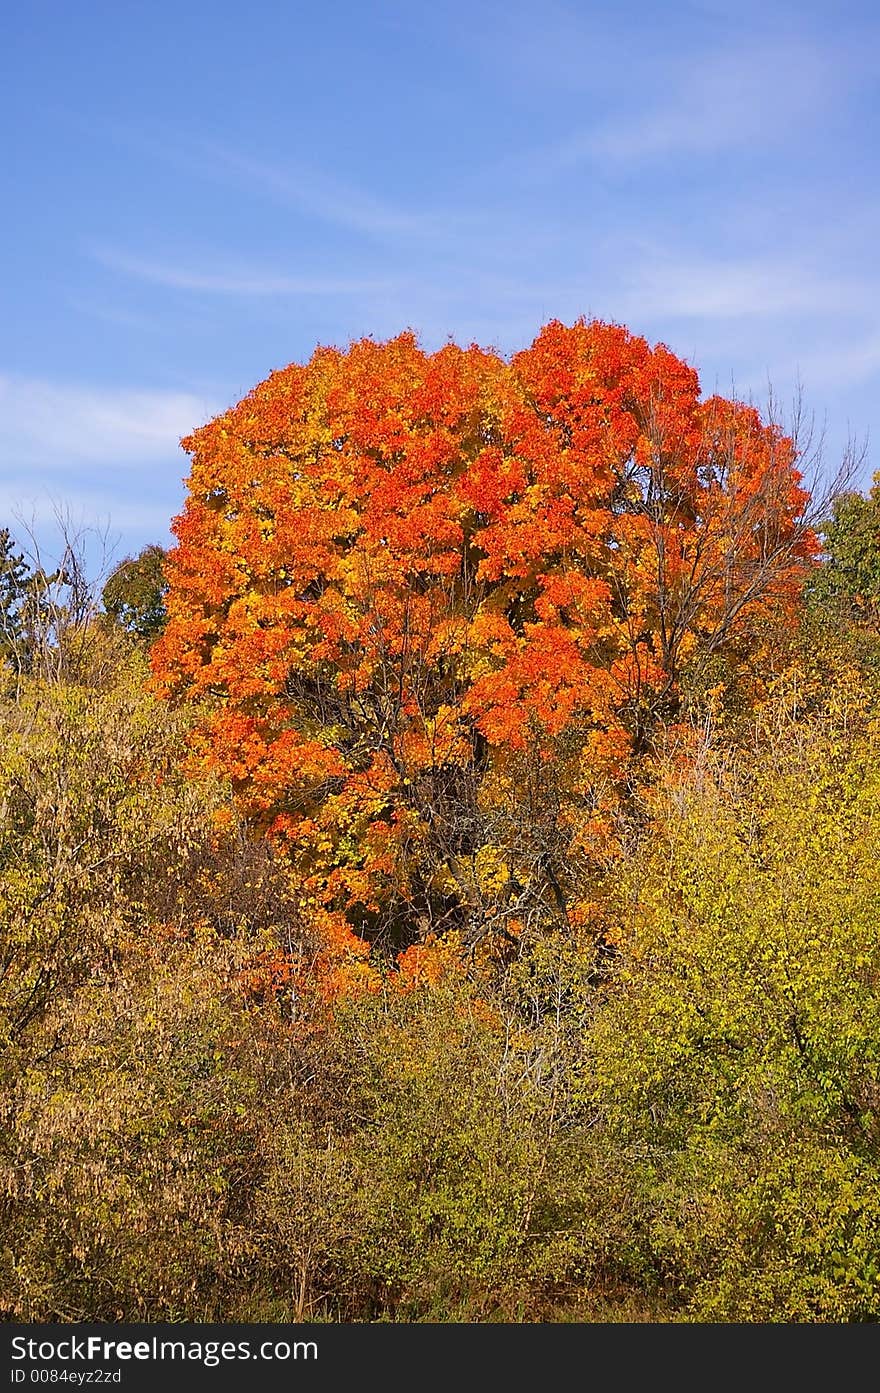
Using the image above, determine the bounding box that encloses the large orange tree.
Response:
[153,320,817,968]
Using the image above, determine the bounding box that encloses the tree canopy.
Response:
[153,319,818,965]
[102,543,168,640]
[811,470,880,630]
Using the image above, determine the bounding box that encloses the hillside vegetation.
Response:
[2,324,880,1322]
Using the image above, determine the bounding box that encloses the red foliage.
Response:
[152,320,816,968]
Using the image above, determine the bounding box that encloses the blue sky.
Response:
[2,0,878,574]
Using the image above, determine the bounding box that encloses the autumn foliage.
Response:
[3,424,880,1324]
[152,320,817,964]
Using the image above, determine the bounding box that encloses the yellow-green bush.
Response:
[587,679,880,1320]
[4,625,880,1322]
[1,931,265,1320]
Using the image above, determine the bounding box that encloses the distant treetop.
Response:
[102,544,168,640]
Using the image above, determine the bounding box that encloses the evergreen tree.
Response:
[0,528,30,666]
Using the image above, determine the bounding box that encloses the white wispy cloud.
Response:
[92,245,392,296]
[103,124,498,248]
[792,332,880,390]
[192,142,432,239]
[0,488,176,556]
[530,36,844,171]
[0,378,218,561]
[180,138,508,254]
[617,254,871,320]
[0,376,217,468]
